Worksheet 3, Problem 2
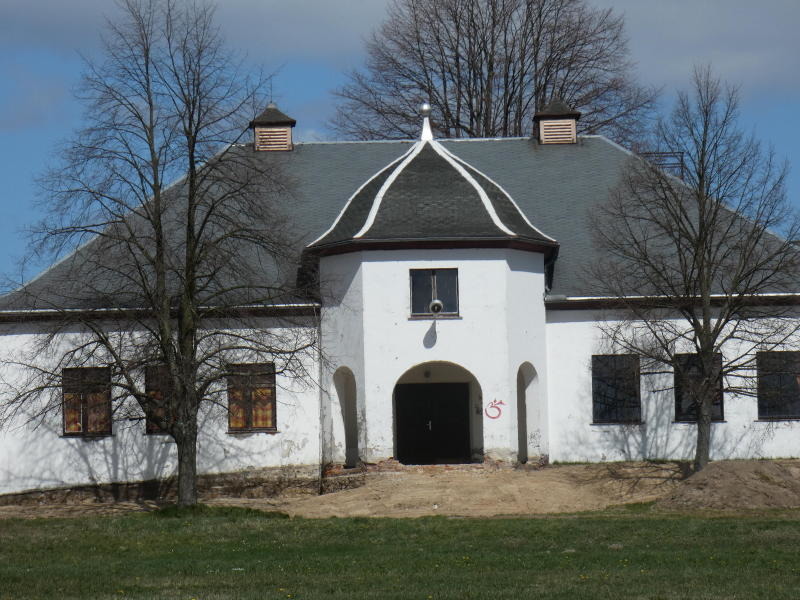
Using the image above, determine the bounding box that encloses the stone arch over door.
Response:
[393,361,484,464]
[333,366,360,468]
[516,362,538,463]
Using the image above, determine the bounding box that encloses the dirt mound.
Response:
[657,460,800,511]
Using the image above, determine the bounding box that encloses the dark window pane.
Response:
[86,391,111,434]
[228,387,247,429]
[64,393,83,433]
[145,365,172,434]
[592,355,640,423]
[757,351,800,419]
[62,367,111,436]
[252,387,274,429]
[435,269,459,313]
[410,270,433,314]
[674,353,723,421]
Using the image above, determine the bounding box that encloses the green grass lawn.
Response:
[2,504,800,599]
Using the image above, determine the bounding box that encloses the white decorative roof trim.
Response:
[421,116,433,141]
[354,140,427,239]
[308,144,417,246]
[438,144,557,242]
[429,140,516,236]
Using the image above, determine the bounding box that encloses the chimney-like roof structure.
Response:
[249,102,297,128]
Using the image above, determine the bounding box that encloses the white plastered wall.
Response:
[546,309,800,462]
[0,319,321,495]
[321,248,548,464]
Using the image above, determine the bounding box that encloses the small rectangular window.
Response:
[757,351,800,420]
[145,365,174,435]
[62,367,112,437]
[410,269,458,316]
[674,353,724,422]
[591,355,641,423]
[227,363,276,433]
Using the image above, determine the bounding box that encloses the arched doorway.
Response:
[393,362,483,465]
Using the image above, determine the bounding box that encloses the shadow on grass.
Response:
[151,503,290,520]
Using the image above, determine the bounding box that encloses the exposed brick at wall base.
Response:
[0,465,355,506]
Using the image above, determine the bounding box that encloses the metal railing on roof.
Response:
[641,151,685,180]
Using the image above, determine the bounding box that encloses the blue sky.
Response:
[1,0,798,284]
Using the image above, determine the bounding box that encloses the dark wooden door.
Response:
[395,383,471,464]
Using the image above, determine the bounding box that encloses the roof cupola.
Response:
[533,99,581,144]
[250,102,296,151]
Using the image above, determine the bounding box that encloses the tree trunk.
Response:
[694,397,711,473]
[175,425,198,506]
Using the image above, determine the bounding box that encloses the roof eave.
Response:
[308,236,560,259]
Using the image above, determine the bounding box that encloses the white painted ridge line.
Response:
[437,144,557,242]
[429,141,516,236]
[308,145,416,246]
[354,141,426,239]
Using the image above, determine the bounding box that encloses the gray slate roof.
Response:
[262,135,629,296]
[0,135,631,312]
[308,140,557,255]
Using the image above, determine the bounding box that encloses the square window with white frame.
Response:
[410,268,458,316]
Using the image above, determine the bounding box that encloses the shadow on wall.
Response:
[559,369,768,462]
[0,403,174,497]
[0,389,317,497]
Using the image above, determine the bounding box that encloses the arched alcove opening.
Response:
[516,362,538,463]
[333,366,359,468]
[394,361,483,465]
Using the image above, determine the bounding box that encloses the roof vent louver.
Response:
[533,99,581,145]
[255,126,292,151]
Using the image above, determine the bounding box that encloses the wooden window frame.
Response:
[591,354,642,424]
[757,351,800,420]
[227,363,277,433]
[674,353,724,422]
[409,268,459,317]
[144,365,174,435]
[62,367,112,438]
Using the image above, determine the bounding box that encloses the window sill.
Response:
[591,421,644,426]
[62,433,112,440]
[227,429,279,435]
[672,420,726,424]
[756,418,800,422]
[409,314,461,321]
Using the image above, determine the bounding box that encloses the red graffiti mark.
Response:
[484,399,506,419]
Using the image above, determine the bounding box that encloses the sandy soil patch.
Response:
[215,461,685,518]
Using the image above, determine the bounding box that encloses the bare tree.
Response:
[331,0,658,145]
[0,0,316,505]
[591,66,800,472]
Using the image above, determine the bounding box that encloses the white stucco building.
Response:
[1,102,799,497]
